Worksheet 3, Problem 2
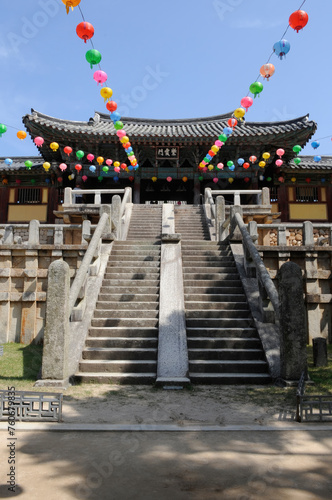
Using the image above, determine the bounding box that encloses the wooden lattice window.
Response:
[295,187,318,203]
[270,187,278,202]
[17,188,42,204]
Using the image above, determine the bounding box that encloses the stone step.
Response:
[108,256,160,262]
[103,274,159,282]
[85,337,158,348]
[185,302,249,310]
[189,359,268,374]
[79,360,157,373]
[89,327,158,338]
[91,318,159,328]
[75,373,157,384]
[182,257,235,265]
[107,261,160,268]
[98,288,159,297]
[94,309,159,319]
[82,348,158,361]
[186,310,251,319]
[188,348,265,361]
[98,294,159,303]
[182,251,232,257]
[183,273,240,280]
[189,373,271,385]
[186,318,254,328]
[96,301,159,310]
[113,242,161,248]
[100,279,159,287]
[183,282,243,290]
[186,327,258,338]
[183,267,238,274]
[184,294,247,302]
[187,337,262,349]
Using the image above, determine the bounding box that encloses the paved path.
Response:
[1,429,332,499]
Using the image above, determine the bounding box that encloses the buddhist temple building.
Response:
[1,108,331,223]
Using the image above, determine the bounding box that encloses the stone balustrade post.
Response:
[277,226,287,245]
[38,260,71,387]
[244,221,258,277]
[94,191,101,204]
[3,226,14,245]
[229,206,243,241]
[111,195,121,239]
[216,196,225,241]
[54,226,64,245]
[99,205,112,240]
[277,261,307,382]
[64,187,72,205]
[234,191,241,206]
[82,220,91,245]
[303,221,314,246]
[28,220,40,245]
[261,187,270,206]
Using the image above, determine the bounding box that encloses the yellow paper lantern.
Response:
[211,145,219,153]
[262,152,270,160]
[151,177,157,182]
[291,177,297,183]
[228,178,234,184]
[17,130,27,140]
[43,162,51,171]
[50,142,59,152]
[259,161,266,168]
[97,156,104,165]
[114,161,120,168]
[234,108,245,120]
[208,165,214,171]
[100,87,113,102]
[120,136,129,144]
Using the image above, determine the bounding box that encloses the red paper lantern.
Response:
[289,10,309,33]
[64,146,72,156]
[106,101,117,113]
[120,163,127,170]
[244,177,250,183]
[278,176,285,183]
[305,177,311,183]
[243,162,250,169]
[57,177,63,183]
[227,118,237,128]
[76,22,94,43]
[208,150,215,157]
[75,164,82,172]
[129,176,134,182]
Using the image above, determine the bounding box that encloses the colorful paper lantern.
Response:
[0,124,7,137]
[311,141,320,149]
[276,148,285,157]
[182,177,188,182]
[228,178,234,184]
[96,156,104,165]
[259,64,275,81]
[291,177,297,183]
[87,154,94,162]
[17,130,27,140]
[76,22,94,43]
[102,166,109,172]
[314,156,321,163]
[240,97,253,112]
[34,136,44,147]
[4,158,13,166]
[93,70,107,85]
[43,162,51,171]
[305,177,311,183]
[273,39,290,60]
[218,134,228,143]
[244,177,250,183]
[64,146,72,156]
[289,10,309,33]
[294,158,301,165]
[114,166,120,173]
[249,82,263,98]
[243,162,250,169]
[293,145,302,154]
[106,101,117,112]
[114,161,120,168]
[25,160,33,169]
[100,87,113,102]
[120,163,127,170]
[86,49,102,69]
[166,177,172,182]
[89,165,96,173]
[234,108,246,120]
[152,176,157,182]
[111,112,121,123]
[262,152,270,160]
[223,127,233,137]
[82,175,88,182]
[228,118,238,128]
[237,158,245,166]
[213,178,219,183]
[106,159,112,166]
[59,163,67,171]
[62,0,81,14]
[275,159,283,167]
[75,150,84,160]
[278,176,285,183]
[57,177,63,183]
[114,121,124,130]
[259,161,266,168]
[75,164,82,171]
[216,163,224,170]
[249,156,257,164]
[50,142,59,152]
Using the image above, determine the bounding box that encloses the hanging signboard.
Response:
[156,146,179,160]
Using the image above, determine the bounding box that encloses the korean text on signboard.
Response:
[156,147,179,160]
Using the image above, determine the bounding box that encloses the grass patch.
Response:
[306,344,332,394]
[0,343,43,391]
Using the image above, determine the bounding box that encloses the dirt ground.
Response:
[60,384,296,426]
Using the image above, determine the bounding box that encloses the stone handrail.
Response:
[209,188,270,206]
[0,221,96,246]
[64,187,126,205]
[233,210,280,322]
[68,211,109,316]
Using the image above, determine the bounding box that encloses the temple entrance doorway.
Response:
[140,179,195,204]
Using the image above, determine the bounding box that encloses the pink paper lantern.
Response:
[82,175,88,182]
[215,140,223,147]
[106,159,112,166]
[116,130,126,138]
[114,166,120,173]
[59,163,67,171]
[166,176,172,182]
[93,70,107,85]
[275,159,283,167]
[34,136,44,147]
[213,177,219,183]
[216,163,224,170]
[240,96,253,112]
[87,153,94,162]
[276,148,285,157]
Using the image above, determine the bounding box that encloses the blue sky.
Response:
[0,0,330,158]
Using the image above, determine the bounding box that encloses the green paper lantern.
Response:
[293,145,302,154]
[102,166,109,172]
[0,123,7,137]
[25,160,33,169]
[294,157,301,165]
[249,81,263,97]
[218,134,228,143]
[114,121,124,130]
[97,175,103,182]
[85,49,102,69]
[76,150,84,160]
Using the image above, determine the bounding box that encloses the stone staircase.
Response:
[76,239,161,384]
[127,204,162,240]
[182,241,271,384]
[174,205,210,240]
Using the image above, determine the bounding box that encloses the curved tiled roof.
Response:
[286,156,332,171]
[0,156,44,173]
[23,109,317,145]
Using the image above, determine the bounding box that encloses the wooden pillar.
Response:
[0,187,9,223]
[47,187,58,223]
[133,180,140,204]
[278,184,289,222]
[326,185,332,222]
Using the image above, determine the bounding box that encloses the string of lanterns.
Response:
[198,3,309,175]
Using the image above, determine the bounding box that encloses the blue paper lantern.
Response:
[113,176,119,182]
[110,111,121,123]
[237,158,245,166]
[4,158,13,166]
[89,165,96,173]
[273,39,290,60]
[311,141,320,149]
[314,156,321,163]
[223,127,233,137]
